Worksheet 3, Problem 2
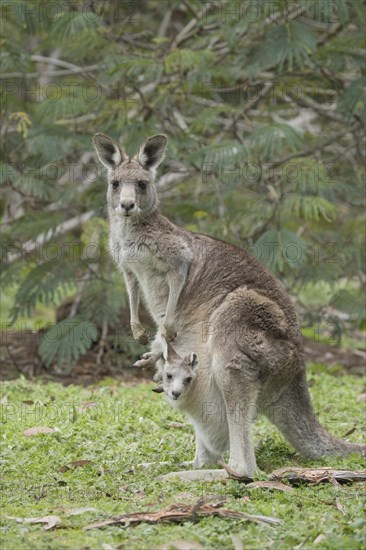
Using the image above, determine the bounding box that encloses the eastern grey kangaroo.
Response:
[93,132,365,477]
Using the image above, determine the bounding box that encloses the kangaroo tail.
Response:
[265,370,365,459]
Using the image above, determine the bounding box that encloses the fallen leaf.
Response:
[23,427,55,437]
[246,481,294,493]
[59,460,95,473]
[6,515,60,530]
[1,395,8,404]
[22,400,34,406]
[166,422,187,429]
[342,427,356,437]
[80,401,98,412]
[159,541,204,550]
[84,499,281,530]
[102,544,114,550]
[314,534,326,545]
[335,499,346,516]
[357,393,366,402]
[231,534,243,550]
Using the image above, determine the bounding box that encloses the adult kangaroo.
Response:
[93,132,365,477]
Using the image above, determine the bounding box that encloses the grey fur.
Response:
[94,133,365,477]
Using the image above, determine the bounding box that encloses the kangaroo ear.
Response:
[189,352,198,369]
[93,133,127,169]
[137,134,167,170]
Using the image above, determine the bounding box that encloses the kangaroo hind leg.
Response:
[218,352,259,478]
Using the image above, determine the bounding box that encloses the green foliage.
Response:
[251,124,304,159]
[9,261,76,321]
[249,21,317,73]
[1,0,365,369]
[39,317,98,370]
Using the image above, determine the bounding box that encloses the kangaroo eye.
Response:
[185,377,192,383]
[167,373,172,379]
[138,181,146,191]
[111,180,120,190]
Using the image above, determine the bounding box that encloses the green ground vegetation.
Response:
[1,365,365,549]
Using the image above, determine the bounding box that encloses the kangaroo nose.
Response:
[172,391,181,398]
[121,201,135,212]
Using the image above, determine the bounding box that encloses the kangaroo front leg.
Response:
[221,354,259,478]
[161,266,188,342]
[123,269,148,345]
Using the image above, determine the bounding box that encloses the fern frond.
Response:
[80,275,126,327]
[52,12,104,40]
[282,159,339,195]
[282,194,337,222]
[251,124,303,160]
[39,317,98,370]
[338,76,366,124]
[189,105,237,133]
[247,22,316,73]
[331,289,365,320]
[9,261,76,321]
[189,140,248,167]
[165,49,215,74]
[253,228,307,272]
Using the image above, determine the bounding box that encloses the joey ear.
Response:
[93,133,127,169]
[161,334,168,362]
[137,134,167,170]
[189,352,198,369]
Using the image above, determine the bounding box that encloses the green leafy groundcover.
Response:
[1,367,365,550]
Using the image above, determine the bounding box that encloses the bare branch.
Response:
[0,65,102,79]
[271,123,362,168]
[7,211,95,264]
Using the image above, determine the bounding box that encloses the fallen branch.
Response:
[269,467,366,485]
[0,65,102,79]
[84,498,281,531]
[270,122,361,167]
[156,466,366,485]
[6,515,60,530]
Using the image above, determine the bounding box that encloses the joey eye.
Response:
[185,376,192,383]
[166,373,172,379]
[137,180,146,191]
[111,180,120,190]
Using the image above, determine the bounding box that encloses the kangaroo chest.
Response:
[110,231,169,322]
[169,376,229,455]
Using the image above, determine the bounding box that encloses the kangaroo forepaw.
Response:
[131,352,157,369]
